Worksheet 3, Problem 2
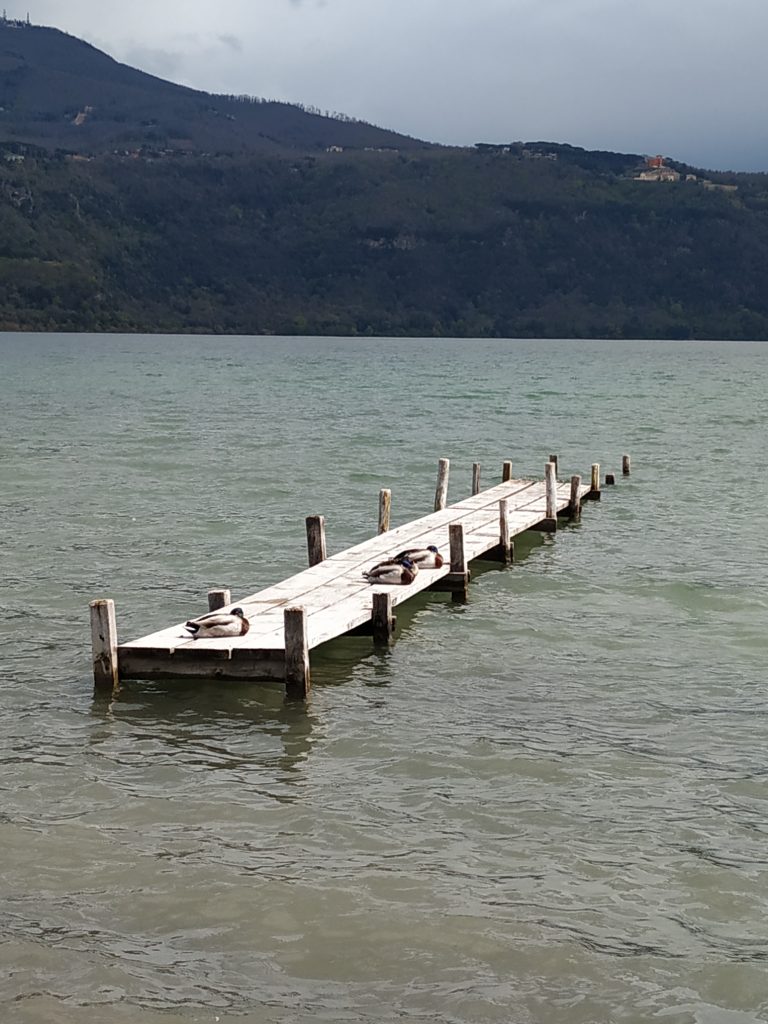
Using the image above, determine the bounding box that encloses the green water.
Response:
[2,334,768,1024]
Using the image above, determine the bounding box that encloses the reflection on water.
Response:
[2,334,768,1023]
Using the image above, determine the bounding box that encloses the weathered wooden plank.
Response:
[569,474,582,521]
[378,489,391,534]
[91,599,119,690]
[208,589,231,612]
[284,607,310,699]
[372,592,395,645]
[306,515,327,567]
[434,458,450,511]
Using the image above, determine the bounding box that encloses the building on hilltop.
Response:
[634,155,680,182]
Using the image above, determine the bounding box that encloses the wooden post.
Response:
[502,460,513,483]
[472,463,481,496]
[569,474,582,521]
[434,458,450,511]
[284,606,310,699]
[207,588,231,612]
[306,515,326,566]
[90,599,119,691]
[450,523,467,573]
[544,461,558,530]
[622,454,631,476]
[588,462,601,500]
[448,522,470,602]
[372,592,395,645]
[378,489,391,534]
[605,473,616,485]
[549,454,558,474]
[499,498,512,564]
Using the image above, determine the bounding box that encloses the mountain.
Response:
[0,19,429,155]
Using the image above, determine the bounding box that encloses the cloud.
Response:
[217,34,243,52]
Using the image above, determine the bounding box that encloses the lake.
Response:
[2,334,768,1024]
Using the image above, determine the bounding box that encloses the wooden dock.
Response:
[90,457,623,698]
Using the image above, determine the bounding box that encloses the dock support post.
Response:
[605,473,616,486]
[543,461,558,532]
[434,458,450,511]
[90,599,119,691]
[502,460,513,483]
[378,489,391,534]
[622,454,631,477]
[569,475,582,522]
[549,454,558,473]
[208,588,231,612]
[284,607,310,700]
[449,522,470,602]
[306,515,327,567]
[472,463,481,496]
[588,463,601,500]
[372,592,395,645]
[499,498,512,564]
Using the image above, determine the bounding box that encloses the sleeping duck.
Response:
[363,557,419,585]
[394,545,444,569]
[184,607,250,639]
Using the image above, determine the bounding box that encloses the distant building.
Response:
[634,155,680,182]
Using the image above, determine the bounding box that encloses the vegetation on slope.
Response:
[1,144,766,339]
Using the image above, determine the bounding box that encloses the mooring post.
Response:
[549,454,559,474]
[207,588,231,612]
[588,462,601,500]
[449,522,470,602]
[622,454,631,476]
[434,458,450,511]
[499,498,512,564]
[372,592,395,645]
[90,598,119,691]
[605,473,616,485]
[569,474,582,521]
[284,606,310,699]
[502,460,513,483]
[306,515,327,566]
[472,463,481,496]
[543,461,558,531]
[378,488,391,534]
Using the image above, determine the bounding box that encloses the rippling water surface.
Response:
[2,334,768,1024]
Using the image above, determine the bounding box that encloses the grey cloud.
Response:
[217,34,243,52]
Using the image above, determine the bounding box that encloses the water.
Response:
[2,334,768,1024]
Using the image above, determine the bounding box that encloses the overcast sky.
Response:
[16,0,768,170]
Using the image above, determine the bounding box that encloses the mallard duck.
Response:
[394,545,444,569]
[363,557,418,585]
[184,607,250,638]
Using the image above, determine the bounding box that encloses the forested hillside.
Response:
[1,143,766,339]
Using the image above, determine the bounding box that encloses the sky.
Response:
[12,0,768,171]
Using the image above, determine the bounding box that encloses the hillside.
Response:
[1,144,766,339]
[0,19,428,155]
[1,20,767,340]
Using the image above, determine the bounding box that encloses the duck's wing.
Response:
[188,611,236,627]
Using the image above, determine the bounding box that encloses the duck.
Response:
[362,557,419,585]
[393,545,444,569]
[184,607,250,639]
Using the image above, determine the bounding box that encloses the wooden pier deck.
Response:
[91,458,615,698]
